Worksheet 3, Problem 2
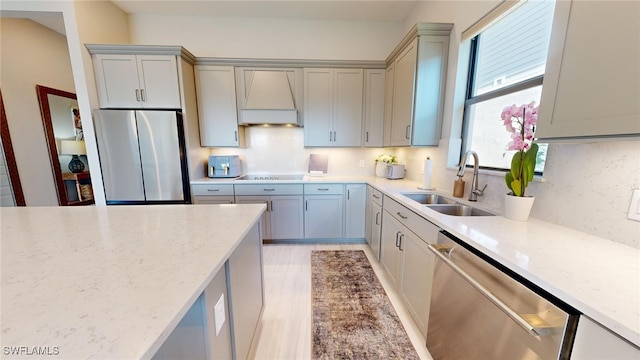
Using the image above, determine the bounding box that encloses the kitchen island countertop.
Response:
[1,204,265,359]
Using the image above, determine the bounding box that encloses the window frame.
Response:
[460,35,546,174]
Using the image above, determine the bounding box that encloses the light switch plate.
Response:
[628,189,640,222]
[214,294,225,336]
[359,160,365,168]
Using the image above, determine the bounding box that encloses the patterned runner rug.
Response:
[311,250,419,359]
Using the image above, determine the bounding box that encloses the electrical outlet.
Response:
[628,189,640,222]
[214,294,225,335]
[359,160,365,168]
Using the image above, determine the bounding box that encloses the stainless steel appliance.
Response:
[386,164,405,179]
[93,110,190,204]
[426,231,579,359]
[208,155,242,178]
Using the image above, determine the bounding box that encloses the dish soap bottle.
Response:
[453,176,465,198]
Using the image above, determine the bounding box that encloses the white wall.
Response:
[128,2,639,247]
[0,18,75,206]
[128,14,404,59]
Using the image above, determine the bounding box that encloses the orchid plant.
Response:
[501,102,539,197]
[375,154,397,164]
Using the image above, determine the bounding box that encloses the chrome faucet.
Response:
[457,150,487,202]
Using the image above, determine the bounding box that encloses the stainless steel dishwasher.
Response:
[426,231,579,360]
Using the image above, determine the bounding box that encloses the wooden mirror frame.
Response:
[36,85,78,206]
[0,89,26,206]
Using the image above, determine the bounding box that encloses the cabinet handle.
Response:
[135,89,141,102]
[270,200,273,212]
[234,131,238,142]
[399,234,405,251]
[372,194,380,199]
[396,211,408,220]
[333,131,337,142]
[366,131,369,142]
[317,188,329,191]
[207,189,220,192]
[395,231,401,248]
[405,125,411,139]
[263,188,275,192]
[347,189,350,200]
[305,200,308,211]
[375,211,380,225]
[140,88,146,102]
[329,131,332,142]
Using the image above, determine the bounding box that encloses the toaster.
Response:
[386,164,405,180]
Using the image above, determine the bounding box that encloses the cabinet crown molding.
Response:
[385,22,454,65]
[85,44,196,64]
[196,57,385,69]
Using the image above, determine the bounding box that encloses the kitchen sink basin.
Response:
[401,193,456,205]
[427,204,494,216]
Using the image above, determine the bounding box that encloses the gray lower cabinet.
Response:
[381,197,438,337]
[344,184,366,238]
[227,222,264,360]
[203,265,233,360]
[304,184,344,239]
[365,186,383,259]
[235,184,304,240]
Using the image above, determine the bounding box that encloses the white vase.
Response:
[503,193,535,221]
[375,162,387,177]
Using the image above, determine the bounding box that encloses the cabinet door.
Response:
[537,0,640,140]
[136,55,181,108]
[93,54,141,108]
[345,184,366,238]
[364,186,373,246]
[304,195,344,238]
[332,69,363,147]
[400,229,435,337]
[412,35,448,146]
[303,68,333,146]
[390,39,417,146]
[370,202,383,260]
[227,222,264,360]
[363,69,385,147]
[196,66,241,147]
[383,64,395,147]
[380,211,403,287]
[270,196,304,239]
[571,316,640,359]
[236,196,270,240]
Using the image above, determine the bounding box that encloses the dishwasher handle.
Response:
[428,244,560,337]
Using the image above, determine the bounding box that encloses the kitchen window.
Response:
[461,0,556,173]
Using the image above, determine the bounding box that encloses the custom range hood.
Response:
[236,68,302,125]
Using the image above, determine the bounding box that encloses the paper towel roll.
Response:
[420,157,435,190]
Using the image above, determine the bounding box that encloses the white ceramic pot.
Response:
[375,161,387,177]
[503,192,535,221]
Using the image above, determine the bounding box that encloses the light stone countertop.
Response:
[1,204,266,360]
[191,175,640,347]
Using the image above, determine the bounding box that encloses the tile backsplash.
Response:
[208,128,639,248]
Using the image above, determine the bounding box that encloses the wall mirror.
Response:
[36,85,94,206]
[1,89,26,206]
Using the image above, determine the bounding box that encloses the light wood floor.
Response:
[253,243,433,360]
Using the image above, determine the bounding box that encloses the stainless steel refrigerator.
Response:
[93,110,190,205]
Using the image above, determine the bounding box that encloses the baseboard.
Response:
[263,238,367,245]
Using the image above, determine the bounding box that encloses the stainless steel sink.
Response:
[401,193,456,205]
[427,204,494,216]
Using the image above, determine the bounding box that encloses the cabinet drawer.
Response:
[370,187,383,205]
[234,184,303,196]
[384,197,438,244]
[192,184,235,196]
[304,183,344,195]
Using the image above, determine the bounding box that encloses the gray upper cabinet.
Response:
[304,68,364,147]
[536,0,640,140]
[385,23,452,147]
[195,65,244,147]
[363,69,385,147]
[92,53,181,109]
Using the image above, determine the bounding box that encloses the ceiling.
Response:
[110,0,419,22]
